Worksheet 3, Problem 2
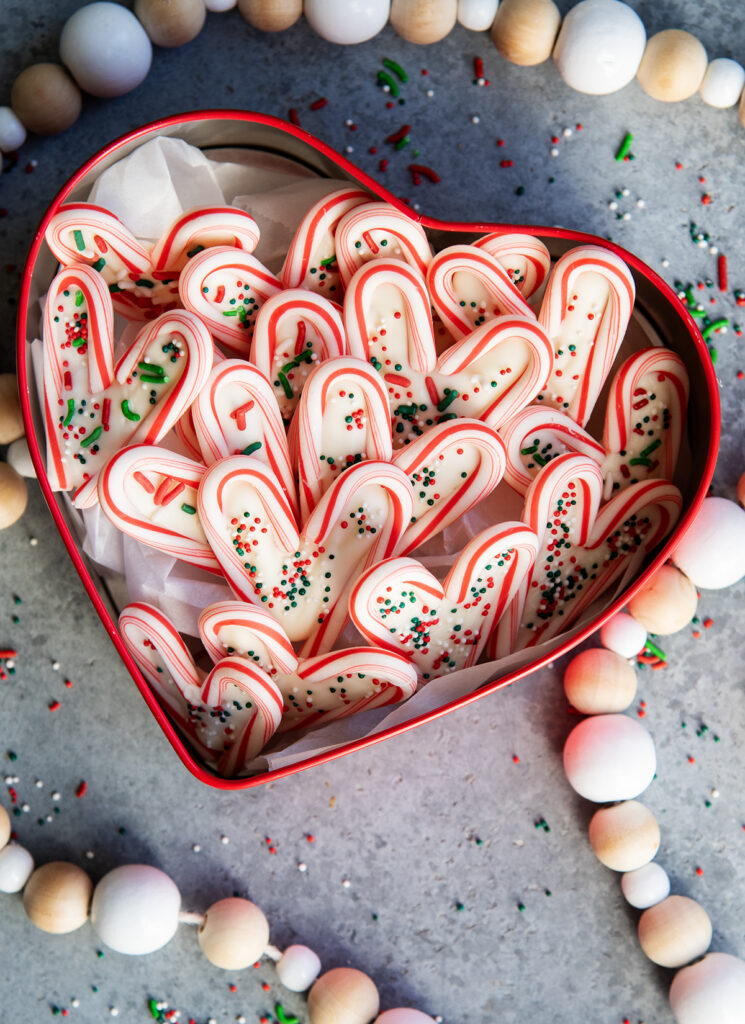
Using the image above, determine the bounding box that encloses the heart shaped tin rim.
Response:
[17,110,720,790]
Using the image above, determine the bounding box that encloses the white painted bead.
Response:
[627,565,698,635]
[7,438,35,479]
[204,0,237,9]
[672,497,745,589]
[600,612,646,659]
[0,107,27,153]
[305,0,390,43]
[308,968,379,1024]
[0,843,34,893]
[276,944,322,992]
[588,800,660,871]
[670,953,745,1024]
[563,714,656,803]
[59,2,153,99]
[198,897,269,970]
[621,862,670,909]
[376,1011,438,1023]
[563,647,637,713]
[553,0,645,95]
[700,58,745,108]
[457,0,498,32]
[638,895,712,968]
[90,864,180,954]
[0,805,10,850]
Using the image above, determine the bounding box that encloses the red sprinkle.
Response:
[378,158,389,173]
[500,159,514,168]
[229,984,237,993]
[512,754,520,764]
[688,756,696,764]
[306,833,315,843]
[49,700,60,712]
[387,124,411,144]
[409,163,440,183]
[310,97,328,111]
[701,193,712,205]
[496,138,505,147]
[675,161,683,170]
[718,253,728,292]
[474,57,484,79]
[288,108,300,126]
[75,780,87,798]
[703,617,713,628]
[695,866,704,876]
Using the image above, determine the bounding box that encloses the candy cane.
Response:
[172,408,203,463]
[198,600,299,674]
[499,405,605,496]
[335,201,433,288]
[149,206,260,276]
[473,232,552,298]
[45,202,152,283]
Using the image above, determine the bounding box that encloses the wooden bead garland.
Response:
[562,647,637,713]
[22,861,92,934]
[10,64,82,137]
[0,463,28,531]
[307,967,380,1024]
[638,895,713,969]
[0,374,24,445]
[490,0,561,67]
[134,0,207,48]
[626,564,698,636]
[588,800,660,872]
[198,897,270,969]
[237,0,302,32]
[636,29,708,103]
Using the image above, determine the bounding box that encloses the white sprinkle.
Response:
[109,1009,119,1017]
[209,1019,217,1024]
[661,258,670,268]
[426,89,434,97]
[698,239,708,248]
[341,877,351,888]
[29,537,38,546]
[636,199,645,208]
[237,1016,246,1023]
[382,84,390,93]
[345,119,354,126]
[344,146,354,154]
[712,788,720,798]
[621,187,630,197]
[71,999,80,1008]
[608,201,618,211]
[45,814,53,822]
[622,212,631,221]
[52,660,61,670]
[297,861,308,872]
[85,850,95,859]
[470,115,480,124]
[563,127,572,137]
[710,245,719,255]
[220,834,230,845]
[192,843,201,853]
[35,779,43,789]
[5,659,14,670]
[21,803,29,812]
[550,147,559,157]
[51,791,61,801]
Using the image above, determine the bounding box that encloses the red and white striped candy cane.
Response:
[335,201,433,288]
[45,201,151,285]
[473,232,552,298]
[499,405,605,496]
[149,206,260,277]
[198,600,299,674]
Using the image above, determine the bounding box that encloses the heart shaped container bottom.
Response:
[17,112,719,790]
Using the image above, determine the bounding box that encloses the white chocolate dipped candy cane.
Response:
[601,346,689,500]
[537,245,636,426]
[172,407,203,463]
[499,405,605,496]
[426,243,535,342]
[192,359,297,515]
[179,245,282,358]
[250,288,346,420]
[288,356,393,521]
[280,186,371,296]
[148,206,261,277]
[473,232,552,299]
[350,522,538,682]
[335,201,433,288]
[198,600,299,674]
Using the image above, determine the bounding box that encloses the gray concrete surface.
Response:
[2,2,745,1022]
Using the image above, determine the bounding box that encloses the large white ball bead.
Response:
[600,612,647,658]
[670,953,745,1024]
[198,897,269,970]
[0,107,27,153]
[563,714,656,803]
[305,0,390,44]
[553,0,645,95]
[376,1012,438,1023]
[0,843,34,893]
[457,0,498,32]
[627,564,698,635]
[276,944,322,992]
[621,862,670,909]
[588,800,660,871]
[204,0,237,9]
[700,58,745,108]
[638,895,712,968]
[563,647,637,714]
[60,3,153,98]
[672,497,745,589]
[90,864,180,954]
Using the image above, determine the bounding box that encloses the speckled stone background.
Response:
[1,2,745,1022]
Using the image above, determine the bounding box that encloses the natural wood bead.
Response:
[134,0,207,47]
[198,897,269,969]
[0,804,10,850]
[588,800,660,872]
[308,968,380,1024]
[737,471,745,509]
[23,861,93,934]
[563,647,637,714]
[0,374,25,444]
[390,0,457,45]
[10,64,82,137]
[490,0,561,66]
[0,463,28,531]
[627,565,698,635]
[638,895,712,968]
[237,0,302,31]
[637,29,708,103]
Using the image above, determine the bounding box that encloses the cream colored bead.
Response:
[0,375,24,444]
[700,57,745,109]
[276,944,322,991]
[636,29,708,103]
[490,0,561,66]
[237,0,302,31]
[23,861,92,934]
[670,953,745,1024]
[563,647,637,714]
[198,897,269,969]
[0,804,10,850]
[0,463,28,531]
[308,968,380,1024]
[11,64,82,137]
[588,800,660,872]
[638,895,712,968]
[390,0,457,44]
[135,0,207,47]
[627,565,698,635]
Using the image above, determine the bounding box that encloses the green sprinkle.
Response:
[275,1006,300,1024]
[63,398,75,426]
[91,257,106,272]
[320,254,337,267]
[222,309,238,317]
[644,639,667,661]
[75,290,84,307]
[629,456,653,467]
[436,388,458,412]
[139,374,169,384]
[278,372,293,399]
[395,135,410,151]
[280,350,313,374]
[148,998,160,1020]
[383,57,408,82]
[138,361,165,376]
[180,503,196,515]
[80,426,102,448]
[640,439,661,458]
[109,283,122,294]
[73,229,86,251]
[134,278,155,289]
[702,318,729,341]
[186,244,205,258]
[615,132,634,162]
[121,399,141,422]
[377,70,399,97]
[242,441,263,456]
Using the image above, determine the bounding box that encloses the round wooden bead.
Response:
[638,895,712,968]
[563,648,637,714]
[0,843,34,893]
[198,897,269,969]
[626,564,698,635]
[7,438,35,479]
[134,0,207,47]
[670,953,745,1024]
[563,714,656,803]
[700,58,745,109]
[0,107,27,153]
[672,497,745,589]
[0,375,25,444]
[390,0,458,44]
[10,64,82,136]
[90,864,180,954]
[59,2,153,98]
[305,0,390,44]
[236,0,302,31]
[490,0,561,67]
[553,0,645,95]
[621,862,670,909]
[308,968,380,1024]
[588,800,660,872]
[376,1012,437,1023]
[0,463,28,531]
[0,804,10,850]
[636,29,708,103]
[599,612,646,659]
[738,472,745,509]
[23,861,92,934]
[276,944,322,992]
[457,0,498,32]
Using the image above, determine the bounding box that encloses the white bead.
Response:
[553,0,646,95]
[204,0,237,8]
[376,1011,438,1023]
[90,864,180,954]
[670,953,745,1024]
[563,714,656,803]
[59,2,153,99]
[700,58,745,108]
[0,843,34,893]
[672,497,745,589]
[457,0,498,32]
[0,107,27,153]
[276,944,322,991]
[7,438,36,479]
[621,862,670,909]
[600,612,646,658]
[304,0,390,44]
